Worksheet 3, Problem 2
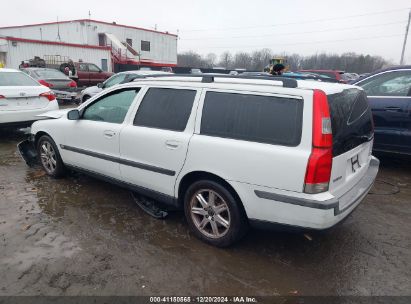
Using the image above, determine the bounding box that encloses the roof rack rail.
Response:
[124,73,299,88]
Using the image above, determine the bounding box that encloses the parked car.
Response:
[298,70,347,83]
[21,68,78,102]
[74,62,114,87]
[19,75,379,247]
[0,68,58,127]
[79,70,172,103]
[353,66,411,155]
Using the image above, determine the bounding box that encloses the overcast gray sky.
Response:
[3,0,411,63]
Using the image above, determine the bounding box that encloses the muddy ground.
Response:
[0,126,410,297]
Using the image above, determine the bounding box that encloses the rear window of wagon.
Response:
[201,91,303,146]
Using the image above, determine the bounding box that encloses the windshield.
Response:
[33,69,68,80]
[0,72,40,86]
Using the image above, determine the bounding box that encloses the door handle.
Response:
[103,130,116,138]
[384,106,401,112]
[165,140,180,149]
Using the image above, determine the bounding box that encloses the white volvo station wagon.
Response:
[19,75,379,247]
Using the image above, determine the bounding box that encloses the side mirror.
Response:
[67,109,80,120]
[97,82,103,88]
[98,69,103,73]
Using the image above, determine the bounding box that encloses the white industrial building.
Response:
[0,19,178,72]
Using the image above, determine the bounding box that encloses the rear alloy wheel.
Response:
[184,180,248,247]
[37,135,65,178]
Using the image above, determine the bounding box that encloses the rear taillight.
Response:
[39,91,56,102]
[69,80,77,87]
[38,80,53,87]
[0,95,5,99]
[304,89,333,194]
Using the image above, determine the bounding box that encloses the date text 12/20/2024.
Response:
[150,297,258,303]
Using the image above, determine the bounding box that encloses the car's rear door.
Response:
[355,69,411,154]
[119,86,200,198]
[61,88,140,179]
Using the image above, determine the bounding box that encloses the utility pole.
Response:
[400,9,411,65]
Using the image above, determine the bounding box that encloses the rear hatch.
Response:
[327,88,374,200]
[0,86,52,111]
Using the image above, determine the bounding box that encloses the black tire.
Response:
[82,95,91,104]
[36,135,65,178]
[184,180,248,247]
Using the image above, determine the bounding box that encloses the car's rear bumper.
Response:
[236,157,379,230]
[0,100,59,125]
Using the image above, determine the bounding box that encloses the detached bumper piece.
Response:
[17,139,38,167]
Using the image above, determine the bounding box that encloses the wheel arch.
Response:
[177,171,248,219]
[34,131,52,147]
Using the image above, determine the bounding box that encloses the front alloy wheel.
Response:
[39,141,57,174]
[37,135,65,178]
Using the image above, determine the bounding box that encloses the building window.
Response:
[141,40,150,52]
[126,38,133,46]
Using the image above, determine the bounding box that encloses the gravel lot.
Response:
[0,125,410,296]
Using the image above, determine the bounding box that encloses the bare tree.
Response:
[233,52,253,70]
[177,51,205,67]
[219,51,233,69]
[177,49,390,73]
[205,53,218,68]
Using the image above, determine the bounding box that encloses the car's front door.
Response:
[76,63,90,87]
[119,87,200,198]
[357,69,411,154]
[88,63,105,86]
[61,88,140,179]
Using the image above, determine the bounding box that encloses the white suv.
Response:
[19,75,379,247]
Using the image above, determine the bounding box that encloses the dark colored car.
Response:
[353,66,411,155]
[74,62,114,87]
[21,68,78,102]
[298,70,347,83]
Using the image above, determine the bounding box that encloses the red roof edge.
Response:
[0,19,178,38]
[0,36,112,50]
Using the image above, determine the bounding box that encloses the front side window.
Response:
[88,64,101,72]
[133,88,196,131]
[141,40,150,52]
[103,74,127,88]
[82,89,139,124]
[201,92,303,146]
[358,70,411,96]
[78,63,88,71]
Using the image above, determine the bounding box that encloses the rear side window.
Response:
[0,72,39,86]
[133,88,196,131]
[327,89,373,156]
[201,92,303,146]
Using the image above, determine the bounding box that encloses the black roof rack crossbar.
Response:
[124,73,299,88]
